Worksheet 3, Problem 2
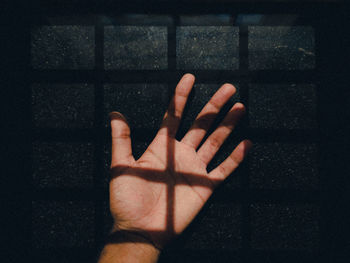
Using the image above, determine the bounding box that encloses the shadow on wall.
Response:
[106,110,248,250]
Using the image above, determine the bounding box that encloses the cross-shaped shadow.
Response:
[106,105,248,250]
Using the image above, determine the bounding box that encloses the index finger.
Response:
[157,73,195,137]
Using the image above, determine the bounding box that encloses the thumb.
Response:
[109,112,135,168]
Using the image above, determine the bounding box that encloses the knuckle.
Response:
[194,114,213,129]
[229,154,240,166]
[110,163,130,175]
[208,136,222,149]
[208,100,221,111]
[111,130,130,140]
[218,165,227,176]
[167,104,182,118]
[173,108,182,118]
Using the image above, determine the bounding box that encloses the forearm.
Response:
[98,230,160,263]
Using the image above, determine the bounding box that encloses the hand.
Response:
[107,73,252,250]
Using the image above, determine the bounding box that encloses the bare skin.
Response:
[98,73,252,263]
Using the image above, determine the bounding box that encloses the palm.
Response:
[109,74,251,248]
[110,134,212,243]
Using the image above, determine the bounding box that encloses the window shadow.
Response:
[106,109,246,250]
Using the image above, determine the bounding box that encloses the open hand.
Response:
[108,73,252,250]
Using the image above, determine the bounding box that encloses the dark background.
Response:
[2,1,350,262]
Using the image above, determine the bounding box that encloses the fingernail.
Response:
[109,111,124,120]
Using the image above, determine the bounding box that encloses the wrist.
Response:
[99,229,160,263]
[106,228,162,252]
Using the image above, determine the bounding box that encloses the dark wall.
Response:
[2,1,349,263]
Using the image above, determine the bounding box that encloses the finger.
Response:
[110,112,135,169]
[197,103,246,165]
[208,140,252,186]
[181,83,236,149]
[158,73,195,137]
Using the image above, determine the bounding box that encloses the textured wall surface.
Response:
[32,201,95,248]
[27,12,324,263]
[31,26,95,69]
[104,26,168,69]
[103,83,170,129]
[249,142,318,189]
[249,84,317,129]
[32,83,95,128]
[32,142,95,188]
[250,204,319,250]
[176,26,239,69]
[248,26,315,70]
